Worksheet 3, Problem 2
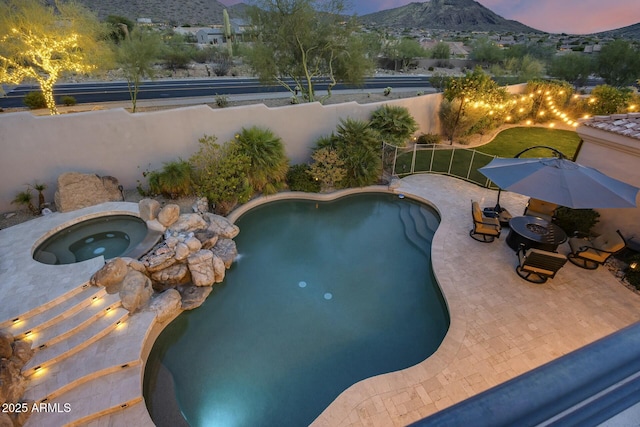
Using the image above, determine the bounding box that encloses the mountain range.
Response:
[358,0,540,33]
[50,0,639,38]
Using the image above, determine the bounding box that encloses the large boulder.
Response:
[139,199,161,221]
[119,270,154,312]
[212,255,226,283]
[0,359,25,407]
[177,284,213,310]
[211,238,238,269]
[150,263,190,289]
[148,289,182,323]
[11,340,33,367]
[0,331,13,359]
[142,250,177,273]
[157,204,180,227]
[169,214,208,234]
[90,258,128,291]
[194,229,218,250]
[187,250,215,286]
[54,172,122,213]
[204,213,240,239]
[0,413,13,427]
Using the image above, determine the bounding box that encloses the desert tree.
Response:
[246,0,372,103]
[596,39,640,88]
[548,52,593,90]
[0,0,112,115]
[115,28,163,112]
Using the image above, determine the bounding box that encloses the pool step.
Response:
[399,204,431,257]
[0,282,99,332]
[22,307,129,377]
[23,365,143,427]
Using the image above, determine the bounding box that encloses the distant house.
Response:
[196,28,226,45]
[195,20,248,45]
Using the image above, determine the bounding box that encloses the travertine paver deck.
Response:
[312,174,640,426]
[1,175,639,426]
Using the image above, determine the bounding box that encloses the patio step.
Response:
[23,293,122,351]
[23,323,139,403]
[23,365,143,427]
[22,307,129,377]
[0,282,99,333]
[84,401,155,427]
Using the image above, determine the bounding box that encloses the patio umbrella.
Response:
[478,157,639,209]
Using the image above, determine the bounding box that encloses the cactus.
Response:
[223,9,233,56]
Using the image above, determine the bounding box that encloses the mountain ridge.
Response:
[358,0,541,33]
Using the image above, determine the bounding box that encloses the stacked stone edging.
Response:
[0,331,34,427]
[90,199,239,319]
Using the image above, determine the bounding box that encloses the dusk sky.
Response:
[218,0,640,34]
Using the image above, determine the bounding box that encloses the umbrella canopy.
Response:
[478,157,639,209]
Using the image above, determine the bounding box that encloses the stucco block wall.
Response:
[575,126,640,239]
[0,93,443,212]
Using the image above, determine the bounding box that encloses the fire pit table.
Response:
[506,216,567,252]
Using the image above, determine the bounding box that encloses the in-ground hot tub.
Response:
[33,214,150,265]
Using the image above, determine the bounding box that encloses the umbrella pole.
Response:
[494,188,503,212]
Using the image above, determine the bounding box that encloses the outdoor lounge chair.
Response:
[524,198,558,222]
[470,200,501,242]
[567,229,626,269]
[516,246,567,283]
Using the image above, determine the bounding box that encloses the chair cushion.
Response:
[591,233,625,253]
[472,201,483,223]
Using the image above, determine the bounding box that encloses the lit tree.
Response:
[0,0,112,115]
[246,0,372,102]
[441,67,509,143]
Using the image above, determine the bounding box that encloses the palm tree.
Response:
[333,118,382,187]
[369,105,418,147]
[31,182,47,211]
[235,126,289,195]
[12,189,38,215]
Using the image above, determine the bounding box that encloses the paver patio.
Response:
[1,174,639,426]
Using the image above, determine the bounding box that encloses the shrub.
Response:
[553,207,600,236]
[286,164,320,192]
[235,126,289,195]
[308,148,346,191]
[12,189,38,215]
[370,105,418,147]
[215,94,229,108]
[146,160,194,199]
[23,91,47,109]
[416,133,442,144]
[60,96,77,106]
[624,254,640,290]
[190,135,252,215]
[334,118,382,188]
[383,87,392,96]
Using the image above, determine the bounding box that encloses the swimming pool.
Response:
[144,193,449,426]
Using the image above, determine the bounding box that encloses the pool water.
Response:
[144,193,449,426]
[33,215,148,265]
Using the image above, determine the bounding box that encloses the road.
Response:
[0,76,432,108]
